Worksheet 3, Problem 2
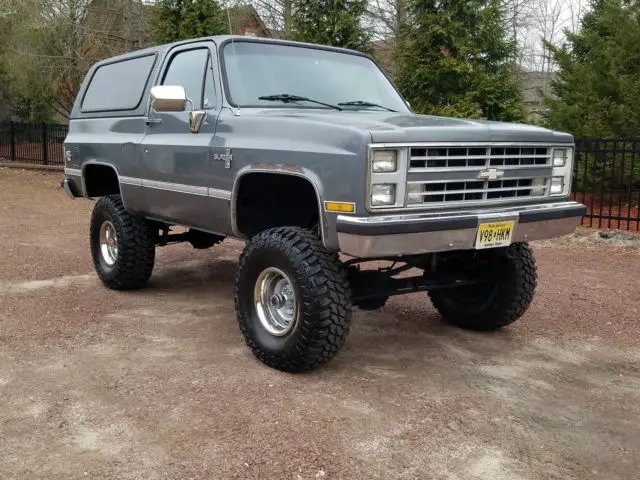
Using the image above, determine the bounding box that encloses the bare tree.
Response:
[499,0,589,75]
[3,0,151,119]
[364,0,408,39]
[249,0,293,37]
[567,0,586,34]
[501,0,534,41]
[536,0,566,75]
[527,0,588,68]
[500,0,538,69]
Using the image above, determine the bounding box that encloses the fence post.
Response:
[42,122,48,165]
[9,121,15,161]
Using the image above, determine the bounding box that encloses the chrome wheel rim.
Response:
[254,267,297,336]
[99,221,118,266]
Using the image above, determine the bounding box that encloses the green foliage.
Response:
[291,0,372,53]
[10,99,53,123]
[0,2,55,122]
[149,0,227,45]
[394,0,524,122]
[0,0,152,121]
[7,91,58,124]
[544,0,640,138]
[572,142,640,194]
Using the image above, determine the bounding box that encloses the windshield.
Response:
[221,41,409,112]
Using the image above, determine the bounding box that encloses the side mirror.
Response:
[150,85,187,112]
[404,99,411,110]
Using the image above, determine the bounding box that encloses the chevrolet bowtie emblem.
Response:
[478,168,505,181]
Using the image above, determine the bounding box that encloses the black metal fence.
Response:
[0,121,639,231]
[0,121,68,166]
[572,138,640,231]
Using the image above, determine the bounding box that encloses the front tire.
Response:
[428,243,537,331]
[234,227,352,372]
[90,195,157,290]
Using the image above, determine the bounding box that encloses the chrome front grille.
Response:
[409,146,552,170]
[411,178,545,204]
[406,145,553,208]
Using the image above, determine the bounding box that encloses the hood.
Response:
[255,109,574,144]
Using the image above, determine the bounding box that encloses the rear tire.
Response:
[90,195,157,290]
[428,243,537,331]
[234,227,352,372]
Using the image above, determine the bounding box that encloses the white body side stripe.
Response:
[64,168,82,176]
[66,169,231,200]
[141,179,209,196]
[120,176,142,186]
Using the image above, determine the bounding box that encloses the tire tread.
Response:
[90,195,156,291]
[234,227,352,372]
[429,243,537,331]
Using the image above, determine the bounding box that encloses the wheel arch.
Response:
[81,161,123,198]
[231,166,327,245]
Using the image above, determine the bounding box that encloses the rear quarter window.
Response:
[81,54,157,112]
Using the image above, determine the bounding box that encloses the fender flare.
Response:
[230,165,327,245]
[80,161,137,211]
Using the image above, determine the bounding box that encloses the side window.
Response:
[82,54,156,112]
[162,48,209,109]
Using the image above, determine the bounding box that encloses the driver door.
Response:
[140,41,224,232]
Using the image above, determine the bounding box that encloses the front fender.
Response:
[230,164,333,246]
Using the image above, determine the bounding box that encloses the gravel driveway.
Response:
[1,167,639,480]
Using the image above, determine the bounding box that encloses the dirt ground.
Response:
[1,167,639,480]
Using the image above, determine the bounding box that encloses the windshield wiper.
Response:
[338,100,397,112]
[258,94,342,111]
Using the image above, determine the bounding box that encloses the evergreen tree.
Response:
[150,0,227,45]
[291,0,372,53]
[394,0,524,121]
[545,0,640,137]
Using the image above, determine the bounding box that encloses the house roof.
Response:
[372,38,394,74]
[223,4,272,37]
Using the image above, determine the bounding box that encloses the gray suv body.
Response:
[61,35,586,372]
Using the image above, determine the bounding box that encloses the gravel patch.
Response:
[1,168,639,480]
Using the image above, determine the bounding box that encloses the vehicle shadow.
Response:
[143,254,522,376]
[147,256,238,295]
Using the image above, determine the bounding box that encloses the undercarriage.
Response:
[345,252,489,308]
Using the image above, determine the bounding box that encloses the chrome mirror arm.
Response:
[189,110,207,134]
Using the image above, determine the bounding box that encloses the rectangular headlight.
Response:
[372,150,397,173]
[550,177,564,195]
[553,148,568,167]
[371,184,396,206]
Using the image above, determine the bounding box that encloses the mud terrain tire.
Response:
[428,243,537,331]
[90,195,156,290]
[234,227,352,372]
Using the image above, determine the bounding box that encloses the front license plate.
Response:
[475,221,515,250]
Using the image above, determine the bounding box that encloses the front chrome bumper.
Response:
[336,201,586,258]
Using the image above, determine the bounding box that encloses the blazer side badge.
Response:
[213,148,233,169]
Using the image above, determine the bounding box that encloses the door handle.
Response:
[145,118,162,127]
